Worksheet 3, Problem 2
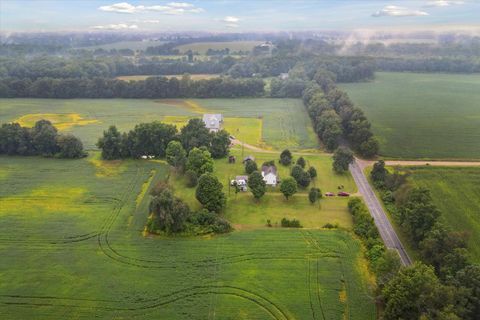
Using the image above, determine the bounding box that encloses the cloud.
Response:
[98,2,204,15]
[424,0,465,7]
[372,5,429,17]
[92,23,138,30]
[222,16,240,23]
[142,20,160,23]
[225,23,239,28]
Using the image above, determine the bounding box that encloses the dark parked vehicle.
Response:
[337,192,350,197]
[325,192,335,197]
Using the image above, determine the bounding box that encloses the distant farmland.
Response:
[0,98,319,151]
[175,41,264,54]
[342,72,480,159]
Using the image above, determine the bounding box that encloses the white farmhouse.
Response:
[202,114,223,132]
[261,165,278,187]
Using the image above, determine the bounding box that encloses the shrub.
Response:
[279,149,292,166]
[281,218,302,228]
[245,160,258,174]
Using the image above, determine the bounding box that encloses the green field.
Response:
[0,98,319,151]
[342,72,480,159]
[0,154,375,319]
[175,41,264,54]
[405,166,480,262]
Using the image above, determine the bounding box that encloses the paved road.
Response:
[349,159,412,266]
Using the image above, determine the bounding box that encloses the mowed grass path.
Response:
[0,155,374,319]
[0,98,318,151]
[406,166,480,262]
[342,72,480,159]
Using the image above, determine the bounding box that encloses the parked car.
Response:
[325,192,335,197]
[337,192,350,197]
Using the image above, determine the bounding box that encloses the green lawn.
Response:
[0,154,374,319]
[0,98,319,151]
[341,72,480,159]
[406,166,480,262]
[172,148,357,229]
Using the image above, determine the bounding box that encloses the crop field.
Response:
[341,72,480,159]
[0,98,319,151]
[0,154,375,319]
[405,166,480,262]
[175,41,264,54]
[116,74,221,81]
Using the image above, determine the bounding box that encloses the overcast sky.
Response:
[1,0,479,33]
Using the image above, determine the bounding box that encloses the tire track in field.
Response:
[0,286,290,320]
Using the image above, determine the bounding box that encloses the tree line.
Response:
[0,76,265,98]
[97,118,230,160]
[302,69,378,157]
[369,160,479,320]
[0,120,85,158]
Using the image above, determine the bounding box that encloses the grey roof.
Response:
[235,175,249,181]
[261,165,277,175]
[202,114,223,130]
[243,155,255,162]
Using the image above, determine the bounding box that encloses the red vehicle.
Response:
[337,192,350,197]
[325,192,335,197]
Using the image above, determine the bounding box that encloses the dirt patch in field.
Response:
[88,155,127,178]
[15,113,99,131]
[155,99,207,114]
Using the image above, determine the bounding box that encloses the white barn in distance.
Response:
[202,114,223,132]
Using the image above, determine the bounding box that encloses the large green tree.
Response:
[280,177,297,200]
[96,125,123,160]
[195,173,226,213]
[180,118,212,152]
[248,171,266,200]
[32,120,58,156]
[209,130,230,158]
[332,147,353,173]
[186,147,214,176]
[56,134,85,158]
[166,140,187,171]
[149,187,190,233]
[127,121,177,158]
[279,149,292,166]
[383,262,457,320]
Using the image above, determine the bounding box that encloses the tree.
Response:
[149,187,190,233]
[290,165,304,182]
[166,141,186,171]
[383,262,457,320]
[126,121,177,158]
[248,171,266,200]
[179,118,211,152]
[298,171,311,188]
[195,173,226,213]
[358,136,379,158]
[56,134,85,158]
[280,177,297,200]
[296,156,306,168]
[332,147,353,173]
[245,160,258,174]
[185,169,198,188]
[453,265,480,320]
[209,130,230,158]
[308,188,321,204]
[279,149,292,166]
[374,249,401,287]
[32,120,58,156]
[371,160,388,188]
[186,147,214,176]
[399,187,441,243]
[97,125,123,160]
[307,166,317,179]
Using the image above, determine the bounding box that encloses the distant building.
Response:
[279,73,289,80]
[261,165,278,187]
[202,114,223,132]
